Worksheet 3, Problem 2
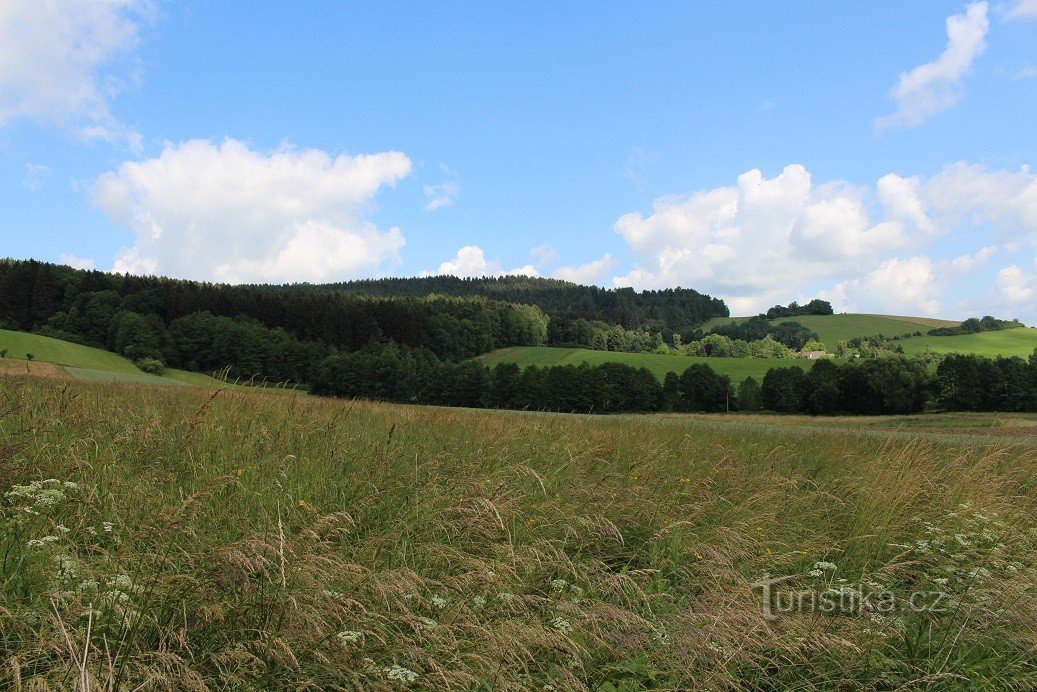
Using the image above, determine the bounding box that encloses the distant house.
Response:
[802,350,828,360]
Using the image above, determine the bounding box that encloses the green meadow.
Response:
[2,374,1036,689]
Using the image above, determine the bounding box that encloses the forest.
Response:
[293,274,730,331]
[2,259,1034,415]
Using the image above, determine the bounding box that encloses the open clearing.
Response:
[479,345,812,381]
[702,313,962,345]
[2,374,1035,689]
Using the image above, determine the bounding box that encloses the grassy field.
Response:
[702,313,961,345]
[0,328,145,374]
[479,346,811,381]
[2,374,1036,689]
[0,329,297,391]
[899,327,1037,358]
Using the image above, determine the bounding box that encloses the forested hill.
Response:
[0,259,550,381]
[292,275,730,332]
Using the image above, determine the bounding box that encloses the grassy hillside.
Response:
[480,346,811,381]
[702,313,961,345]
[0,328,282,390]
[0,328,145,374]
[2,375,1035,688]
[899,327,1037,358]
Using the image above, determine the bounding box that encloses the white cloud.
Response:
[611,164,933,313]
[949,245,997,273]
[922,162,1037,243]
[95,139,412,283]
[57,253,95,271]
[995,264,1035,305]
[0,0,150,148]
[552,254,618,285]
[530,244,560,268]
[1006,0,1037,19]
[424,181,461,211]
[820,256,943,316]
[875,2,989,131]
[423,245,539,278]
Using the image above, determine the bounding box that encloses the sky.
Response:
[1,1,1036,321]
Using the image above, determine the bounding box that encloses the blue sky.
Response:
[2,1,1036,320]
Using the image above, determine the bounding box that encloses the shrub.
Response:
[135,358,165,375]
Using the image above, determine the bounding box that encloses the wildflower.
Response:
[550,578,568,592]
[235,468,244,477]
[384,664,419,682]
[471,595,486,609]
[498,591,515,602]
[336,630,363,646]
[430,595,447,609]
[414,616,437,629]
[298,499,307,508]
[550,617,573,634]
[322,589,346,600]
[26,535,60,548]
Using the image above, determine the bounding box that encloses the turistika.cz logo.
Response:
[751,572,951,621]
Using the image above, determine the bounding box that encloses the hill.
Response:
[300,274,730,331]
[900,327,1037,358]
[0,329,264,389]
[703,313,961,346]
[478,346,811,381]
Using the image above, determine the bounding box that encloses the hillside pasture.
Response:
[703,313,961,345]
[899,327,1037,358]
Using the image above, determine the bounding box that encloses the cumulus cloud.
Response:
[1006,0,1037,19]
[611,164,935,314]
[95,139,412,283]
[819,256,957,316]
[424,181,461,211]
[552,254,618,285]
[922,162,1037,243]
[875,2,988,131]
[996,263,1035,305]
[57,253,95,271]
[0,0,150,148]
[423,245,539,278]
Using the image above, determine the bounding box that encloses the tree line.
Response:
[310,342,1037,415]
[292,274,731,332]
[764,299,834,318]
[927,316,1024,337]
[0,260,551,376]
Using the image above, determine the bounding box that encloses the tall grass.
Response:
[2,376,1036,689]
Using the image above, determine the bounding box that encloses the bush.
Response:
[135,358,165,375]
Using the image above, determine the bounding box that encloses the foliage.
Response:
[929,315,1025,337]
[764,298,834,318]
[134,357,165,375]
[301,274,730,331]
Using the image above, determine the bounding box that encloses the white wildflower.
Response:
[550,579,568,592]
[336,630,363,646]
[550,617,573,635]
[430,595,447,609]
[384,664,419,682]
[471,596,486,609]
